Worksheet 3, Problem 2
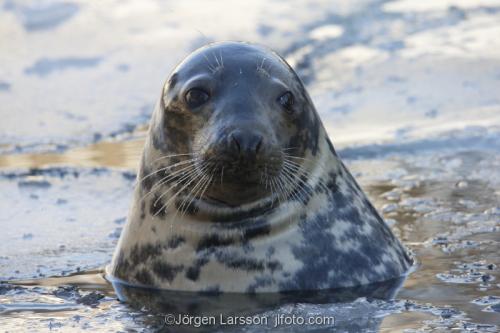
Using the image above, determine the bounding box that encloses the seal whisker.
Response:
[283,154,330,178]
[140,165,197,204]
[150,153,196,164]
[282,151,328,179]
[280,165,307,203]
[220,166,224,187]
[272,174,284,204]
[282,156,328,184]
[213,53,220,67]
[179,160,216,217]
[256,57,270,77]
[177,172,210,218]
[195,171,214,209]
[138,157,198,185]
[146,167,200,210]
[282,160,319,192]
[267,174,277,205]
[282,154,317,166]
[151,163,201,209]
[261,165,269,189]
[277,169,293,203]
[278,167,303,203]
[202,53,217,73]
[281,161,314,201]
[168,163,212,228]
[275,171,299,226]
[275,171,293,205]
[282,158,329,191]
[139,161,198,202]
[212,51,224,73]
[174,169,213,222]
[270,176,285,207]
[154,162,209,217]
[176,157,216,217]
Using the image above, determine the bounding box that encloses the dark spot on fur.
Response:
[247,276,274,293]
[185,258,209,281]
[225,258,265,271]
[140,201,146,220]
[150,194,167,218]
[152,125,168,152]
[196,235,234,252]
[215,252,265,271]
[168,73,178,89]
[281,195,410,291]
[266,246,275,258]
[112,250,130,280]
[324,172,338,192]
[152,261,184,282]
[135,268,154,285]
[266,261,283,272]
[140,157,155,192]
[242,220,271,241]
[165,125,189,146]
[129,243,163,266]
[167,236,186,249]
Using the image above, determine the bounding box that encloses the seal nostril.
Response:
[255,136,263,154]
[229,131,264,156]
[230,133,241,153]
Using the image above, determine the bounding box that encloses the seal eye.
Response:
[185,88,210,108]
[278,91,294,113]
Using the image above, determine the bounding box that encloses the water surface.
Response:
[1,0,499,331]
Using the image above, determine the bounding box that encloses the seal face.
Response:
[108,41,412,293]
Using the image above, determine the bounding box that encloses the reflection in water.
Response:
[111,279,404,332]
[4,269,407,332]
[0,135,146,170]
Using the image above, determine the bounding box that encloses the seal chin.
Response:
[200,175,274,207]
[188,192,278,222]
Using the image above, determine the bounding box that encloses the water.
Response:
[1,0,499,332]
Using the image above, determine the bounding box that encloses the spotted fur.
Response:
[108,42,412,293]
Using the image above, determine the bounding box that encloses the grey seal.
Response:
[108,41,412,293]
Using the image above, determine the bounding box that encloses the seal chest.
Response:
[108,41,412,293]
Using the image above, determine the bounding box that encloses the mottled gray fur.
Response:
[108,41,412,293]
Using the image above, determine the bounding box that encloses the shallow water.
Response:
[1,0,500,332]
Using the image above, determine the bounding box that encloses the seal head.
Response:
[109,41,412,293]
[149,42,321,217]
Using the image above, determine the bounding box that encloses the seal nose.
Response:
[229,130,263,157]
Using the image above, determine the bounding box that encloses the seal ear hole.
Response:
[277,91,295,114]
[185,88,210,109]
